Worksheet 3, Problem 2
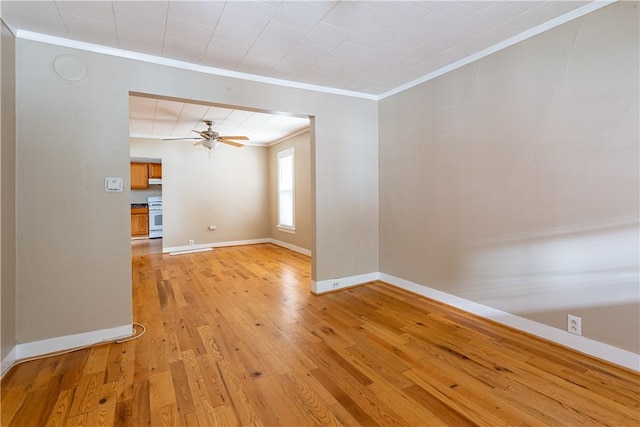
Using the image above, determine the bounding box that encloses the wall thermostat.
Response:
[105,177,123,192]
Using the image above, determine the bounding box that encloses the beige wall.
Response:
[132,130,312,252]
[379,2,639,352]
[131,138,269,248]
[16,2,635,360]
[15,38,378,343]
[268,131,312,252]
[1,20,17,361]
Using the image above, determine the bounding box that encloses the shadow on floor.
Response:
[131,238,162,256]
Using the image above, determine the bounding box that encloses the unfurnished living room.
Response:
[1,1,638,426]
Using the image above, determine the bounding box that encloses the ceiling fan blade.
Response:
[163,137,200,141]
[219,135,249,141]
[220,140,244,148]
[193,140,204,146]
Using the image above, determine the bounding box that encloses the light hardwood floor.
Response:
[131,237,163,256]
[2,243,639,426]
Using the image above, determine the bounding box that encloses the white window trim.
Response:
[277,147,295,231]
[276,226,296,234]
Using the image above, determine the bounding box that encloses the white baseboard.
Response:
[15,324,133,362]
[312,272,379,294]
[164,238,312,256]
[309,270,639,371]
[163,238,270,253]
[379,273,640,372]
[268,239,311,256]
[1,346,17,377]
[169,248,213,255]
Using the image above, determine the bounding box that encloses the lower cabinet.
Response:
[131,207,149,237]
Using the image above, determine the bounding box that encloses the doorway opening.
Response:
[128,92,313,259]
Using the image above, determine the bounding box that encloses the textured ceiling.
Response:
[1,0,593,96]
[1,0,596,142]
[129,95,310,146]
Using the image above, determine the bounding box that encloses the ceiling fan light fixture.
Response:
[164,120,247,151]
[202,139,221,150]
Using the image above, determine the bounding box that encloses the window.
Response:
[277,148,295,231]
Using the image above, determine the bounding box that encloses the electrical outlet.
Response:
[567,315,582,336]
[332,280,340,288]
[189,239,195,247]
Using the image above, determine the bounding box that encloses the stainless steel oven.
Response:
[148,196,163,238]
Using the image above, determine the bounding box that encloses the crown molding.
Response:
[13,0,615,102]
[14,30,378,101]
[378,0,617,100]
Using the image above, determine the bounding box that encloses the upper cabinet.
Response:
[131,161,162,189]
[148,163,162,179]
[130,162,149,189]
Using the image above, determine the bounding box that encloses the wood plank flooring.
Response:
[2,243,639,426]
[131,238,163,256]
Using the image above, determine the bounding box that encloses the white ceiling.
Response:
[1,0,596,142]
[129,94,310,145]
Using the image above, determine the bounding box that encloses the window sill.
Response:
[277,226,296,234]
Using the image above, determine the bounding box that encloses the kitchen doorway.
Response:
[130,157,163,254]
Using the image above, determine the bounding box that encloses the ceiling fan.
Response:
[164,120,249,150]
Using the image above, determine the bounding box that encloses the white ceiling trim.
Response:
[266,127,311,147]
[378,0,617,99]
[11,0,614,103]
[15,29,378,101]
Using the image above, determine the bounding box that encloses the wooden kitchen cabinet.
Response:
[130,162,149,189]
[131,207,149,237]
[148,163,162,179]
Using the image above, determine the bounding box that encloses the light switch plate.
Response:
[105,177,123,192]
